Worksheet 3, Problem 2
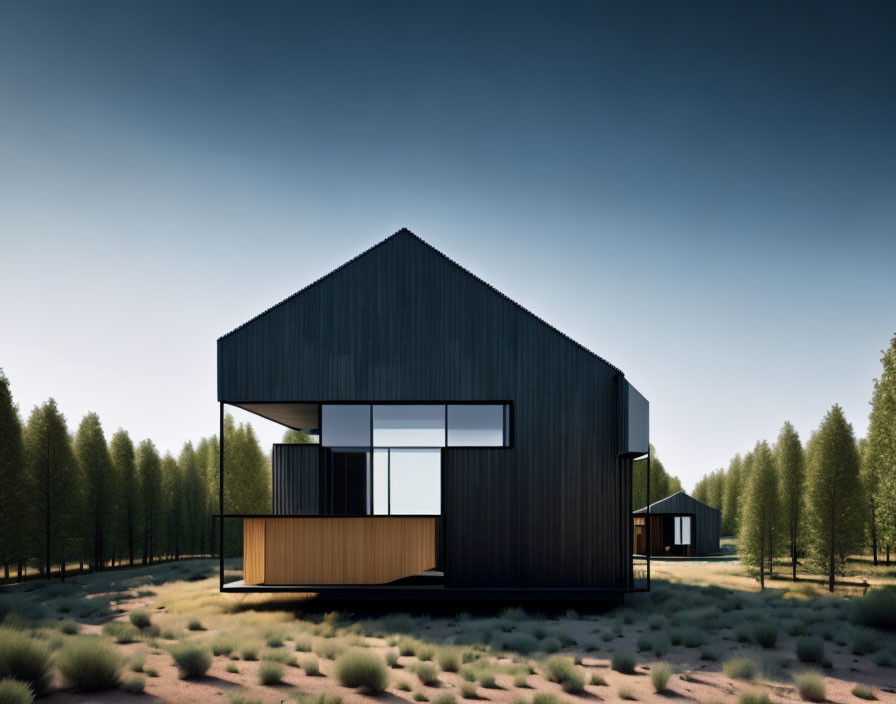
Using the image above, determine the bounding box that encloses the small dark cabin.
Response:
[217,228,650,597]
[633,491,721,557]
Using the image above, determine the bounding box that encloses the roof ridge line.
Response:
[217,227,621,374]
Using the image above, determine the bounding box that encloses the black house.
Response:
[216,229,650,597]
[633,491,721,557]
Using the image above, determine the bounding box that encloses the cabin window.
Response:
[373,404,446,446]
[674,516,691,545]
[321,405,370,447]
[447,404,507,447]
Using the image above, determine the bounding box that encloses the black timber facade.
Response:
[218,228,649,594]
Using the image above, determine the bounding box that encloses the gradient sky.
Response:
[2,1,895,490]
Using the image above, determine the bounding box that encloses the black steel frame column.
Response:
[219,402,224,590]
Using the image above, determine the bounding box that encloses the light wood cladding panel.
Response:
[242,517,436,585]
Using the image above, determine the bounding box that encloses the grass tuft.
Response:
[413,661,440,687]
[618,685,637,700]
[169,642,212,679]
[0,628,53,697]
[258,661,285,685]
[102,621,141,644]
[850,586,896,631]
[851,629,879,656]
[57,637,123,691]
[436,648,461,672]
[122,675,146,693]
[851,684,876,700]
[723,656,757,680]
[294,634,313,652]
[543,656,585,693]
[590,672,607,685]
[739,688,770,704]
[611,650,637,674]
[532,694,564,704]
[228,689,263,704]
[302,656,320,676]
[650,662,671,692]
[460,681,478,698]
[333,650,389,694]
[752,623,778,649]
[796,637,825,664]
[793,671,826,702]
[0,678,35,704]
[212,636,235,656]
[129,609,152,629]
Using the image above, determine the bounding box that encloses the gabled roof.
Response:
[218,227,621,373]
[633,491,719,515]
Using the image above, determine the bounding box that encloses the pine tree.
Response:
[74,412,112,571]
[805,405,865,592]
[179,441,207,558]
[631,445,683,509]
[0,369,25,579]
[722,454,744,536]
[775,421,804,580]
[23,400,81,578]
[109,430,139,565]
[738,440,779,589]
[865,334,896,565]
[160,453,184,561]
[136,440,162,565]
[222,415,271,555]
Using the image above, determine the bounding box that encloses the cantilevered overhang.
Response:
[230,402,320,432]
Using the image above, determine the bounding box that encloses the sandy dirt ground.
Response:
[6,557,896,704]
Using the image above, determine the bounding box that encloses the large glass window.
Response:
[321,405,370,447]
[447,404,506,446]
[373,405,445,446]
[388,449,441,514]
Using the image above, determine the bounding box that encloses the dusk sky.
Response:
[2,1,895,490]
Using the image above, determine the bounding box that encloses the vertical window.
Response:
[373,405,445,446]
[447,404,506,446]
[674,516,691,545]
[373,449,389,515]
[388,449,441,514]
[321,405,370,447]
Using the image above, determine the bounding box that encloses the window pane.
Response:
[373,449,389,515]
[674,517,681,545]
[389,449,441,514]
[681,516,691,544]
[321,404,370,447]
[447,405,505,446]
[373,405,445,446]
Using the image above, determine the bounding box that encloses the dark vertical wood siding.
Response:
[219,231,637,589]
[272,445,321,515]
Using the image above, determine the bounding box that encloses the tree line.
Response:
[632,444,684,511]
[0,369,273,580]
[692,333,896,591]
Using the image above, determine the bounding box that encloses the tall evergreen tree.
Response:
[109,430,139,565]
[722,454,744,536]
[74,412,112,571]
[805,405,865,592]
[865,334,896,565]
[160,453,184,561]
[0,369,25,579]
[283,429,316,443]
[738,440,779,589]
[631,445,683,510]
[136,440,162,565]
[223,416,270,554]
[23,400,81,578]
[775,421,804,580]
[178,441,207,558]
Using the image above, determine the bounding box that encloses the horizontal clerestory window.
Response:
[320,403,511,448]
